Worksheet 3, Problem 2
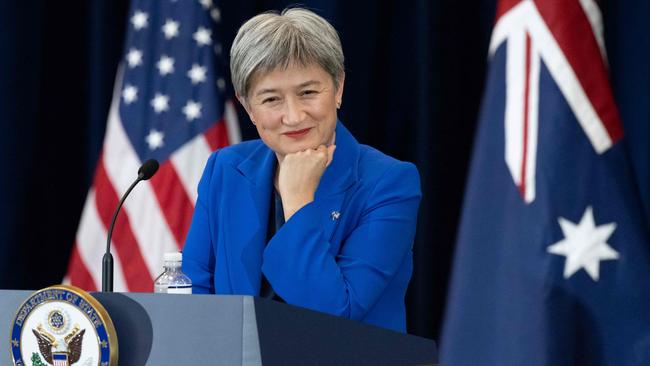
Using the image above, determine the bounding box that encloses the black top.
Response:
[260,189,286,302]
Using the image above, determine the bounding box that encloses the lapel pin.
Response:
[331,211,341,220]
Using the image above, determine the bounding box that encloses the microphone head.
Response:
[138,159,159,180]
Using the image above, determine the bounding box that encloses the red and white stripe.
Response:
[490,0,622,203]
[65,71,239,292]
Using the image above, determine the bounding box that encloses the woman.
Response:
[183,8,421,332]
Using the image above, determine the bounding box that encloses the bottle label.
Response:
[167,286,192,294]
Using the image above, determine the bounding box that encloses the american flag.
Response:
[442,0,650,364]
[65,0,240,292]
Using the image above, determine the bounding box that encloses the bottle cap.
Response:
[163,252,182,262]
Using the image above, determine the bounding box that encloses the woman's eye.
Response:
[262,97,279,104]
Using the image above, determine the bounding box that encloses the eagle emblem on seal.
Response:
[32,324,85,366]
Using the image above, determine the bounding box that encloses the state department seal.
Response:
[10,285,118,366]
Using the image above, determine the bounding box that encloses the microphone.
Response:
[102,159,159,292]
[138,159,159,180]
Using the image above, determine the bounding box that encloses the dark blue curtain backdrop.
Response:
[0,1,130,287]
[0,0,493,339]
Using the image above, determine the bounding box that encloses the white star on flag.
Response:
[187,64,207,84]
[217,77,226,91]
[150,93,170,113]
[193,27,212,46]
[199,0,212,9]
[145,129,164,150]
[157,55,175,76]
[162,19,180,39]
[547,206,619,281]
[131,10,149,30]
[182,100,202,121]
[122,85,138,104]
[211,8,221,23]
[126,48,143,68]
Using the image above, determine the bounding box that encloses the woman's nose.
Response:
[282,97,305,126]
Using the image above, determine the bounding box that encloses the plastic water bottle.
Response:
[154,252,192,294]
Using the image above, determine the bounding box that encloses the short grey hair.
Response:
[230,8,345,100]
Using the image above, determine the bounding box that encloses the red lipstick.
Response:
[283,128,312,138]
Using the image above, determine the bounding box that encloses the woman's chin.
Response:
[284,146,313,155]
[271,134,332,156]
[283,140,319,153]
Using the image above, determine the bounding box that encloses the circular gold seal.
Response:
[10,284,118,366]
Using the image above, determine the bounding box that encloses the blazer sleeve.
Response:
[261,161,421,320]
[182,152,219,294]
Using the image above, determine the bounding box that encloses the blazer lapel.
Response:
[311,122,360,252]
[317,121,359,196]
[221,144,276,295]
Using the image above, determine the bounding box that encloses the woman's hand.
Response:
[277,144,336,221]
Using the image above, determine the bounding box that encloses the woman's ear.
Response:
[335,72,345,107]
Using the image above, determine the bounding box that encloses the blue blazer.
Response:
[183,122,421,332]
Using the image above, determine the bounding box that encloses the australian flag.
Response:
[441,1,650,365]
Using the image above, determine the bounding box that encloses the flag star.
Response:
[187,64,207,84]
[217,77,226,91]
[547,206,619,281]
[122,84,138,104]
[210,8,221,23]
[182,100,202,121]
[193,27,212,46]
[150,93,170,113]
[145,129,164,150]
[126,48,143,68]
[214,43,222,56]
[199,0,212,9]
[131,10,149,30]
[157,55,175,76]
[162,19,180,39]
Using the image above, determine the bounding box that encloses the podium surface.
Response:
[1,290,436,365]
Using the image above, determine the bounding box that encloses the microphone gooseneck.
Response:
[102,159,159,292]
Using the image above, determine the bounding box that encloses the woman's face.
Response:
[241,63,344,159]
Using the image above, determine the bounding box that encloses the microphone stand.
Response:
[101,158,158,292]
[102,175,143,292]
